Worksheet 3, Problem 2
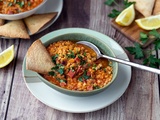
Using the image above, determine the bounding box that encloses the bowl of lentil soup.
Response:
[0,0,47,20]
[38,33,118,96]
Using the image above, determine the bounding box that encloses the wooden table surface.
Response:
[0,0,160,120]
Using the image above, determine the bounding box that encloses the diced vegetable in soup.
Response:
[43,40,113,91]
[0,0,43,14]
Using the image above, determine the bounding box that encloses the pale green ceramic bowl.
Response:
[37,33,118,96]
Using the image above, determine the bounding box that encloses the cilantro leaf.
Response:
[104,0,115,6]
[67,50,75,58]
[153,39,160,50]
[123,0,135,8]
[48,71,55,76]
[149,29,160,39]
[58,67,64,75]
[108,9,121,18]
[52,54,58,64]
[125,43,144,59]
[143,55,160,68]
[139,32,148,44]
[148,29,160,50]
[17,1,24,8]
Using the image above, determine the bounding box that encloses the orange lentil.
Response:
[43,40,113,91]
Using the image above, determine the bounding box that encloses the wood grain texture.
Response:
[0,0,159,120]
[0,39,19,120]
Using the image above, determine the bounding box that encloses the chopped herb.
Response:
[78,54,83,59]
[58,67,64,75]
[77,54,86,65]
[8,2,12,7]
[93,85,100,89]
[92,64,97,70]
[78,70,90,81]
[78,76,83,82]
[28,1,31,6]
[17,1,25,8]
[14,0,16,4]
[82,70,90,80]
[51,64,59,70]
[83,52,87,56]
[59,79,67,83]
[80,59,86,65]
[87,63,91,67]
[67,50,75,58]
[48,71,55,76]
[52,54,58,64]
[51,64,64,75]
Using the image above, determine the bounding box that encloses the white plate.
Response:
[22,28,132,113]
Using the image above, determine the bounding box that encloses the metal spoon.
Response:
[77,41,160,74]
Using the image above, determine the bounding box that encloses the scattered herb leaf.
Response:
[123,0,135,8]
[143,55,160,68]
[153,39,160,50]
[140,32,148,44]
[104,0,115,6]
[52,54,58,64]
[108,9,121,18]
[125,43,144,59]
[105,0,135,18]
[67,50,75,58]
[149,29,160,39]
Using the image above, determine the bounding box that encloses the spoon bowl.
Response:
[77,41,160,74]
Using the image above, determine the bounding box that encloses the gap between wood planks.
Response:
[4,39,21,120]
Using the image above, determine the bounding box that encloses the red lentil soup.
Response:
[0,0,43,14]
[43,40,113,91]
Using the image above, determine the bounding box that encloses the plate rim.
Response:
[22,28,132,113]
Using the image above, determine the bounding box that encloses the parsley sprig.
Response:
[125,29,160,68]
[104,0,135,18]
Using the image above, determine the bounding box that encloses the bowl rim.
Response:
[0,0,47,17]
[37,32,118,94]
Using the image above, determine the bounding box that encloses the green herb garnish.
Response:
[17,1,24,8]
[78,76,83,82]
[125,43,144,59]
[48,71,55,76]
[93,85,100,89]
[125,29,160,69]
[51,64,64,75]
[8,2,13,7]
[52,54,58,64]
[108,9,121,18]
[105,0,135,18]
[140,32,148,44]
[67,50,75,58]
